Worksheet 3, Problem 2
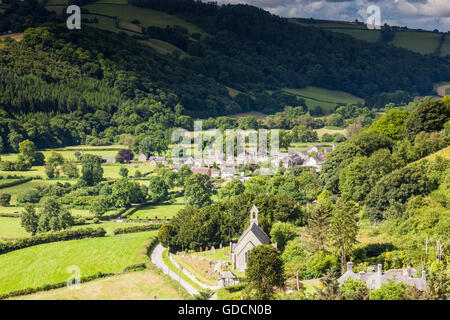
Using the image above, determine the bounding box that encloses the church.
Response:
[230,205,276,272]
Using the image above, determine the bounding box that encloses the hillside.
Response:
[291,17,449,57]
[0,0,449,154]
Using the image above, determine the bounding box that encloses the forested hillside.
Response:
[0,0,449,154]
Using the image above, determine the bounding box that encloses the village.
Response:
[101,144,336,184]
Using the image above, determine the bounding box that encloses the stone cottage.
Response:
[230,205,275,272]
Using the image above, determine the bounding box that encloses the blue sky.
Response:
[217,0,450,32]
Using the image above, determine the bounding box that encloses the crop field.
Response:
[11,266,188,300]
[388,31,441,55]
[330,28,380,42]
[0,231,157,295]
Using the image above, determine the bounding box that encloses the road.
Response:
[150,243,200,296]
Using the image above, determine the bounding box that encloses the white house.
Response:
[137,153,148,162]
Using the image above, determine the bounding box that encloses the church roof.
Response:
[236,222,271,246]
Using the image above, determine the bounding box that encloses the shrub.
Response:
[0,227,106,255]
[370,281,409,300]
[17,188,41,204]
[0,193,11,206]
[112,224,162,235]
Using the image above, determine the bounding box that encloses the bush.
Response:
[17,188,41,204]
[0,193,11,206]
[0,227,106,255]
[370,281,409,300]
[112,224,162,235]
[0,177,32,189]
[303,252,339,279]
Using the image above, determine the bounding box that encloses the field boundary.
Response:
[0,177,33,190]
[0,235,158,299]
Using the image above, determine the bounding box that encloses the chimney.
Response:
[347,261,353,272]
[377,264,382,275]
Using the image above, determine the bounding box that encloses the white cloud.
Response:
[214,0,450,31]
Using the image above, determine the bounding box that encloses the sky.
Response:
[216,0,450,32]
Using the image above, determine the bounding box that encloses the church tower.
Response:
[250,205,259,226]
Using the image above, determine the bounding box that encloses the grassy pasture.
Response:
[140,38,189,57]
[330,28,380,42]
[83,3,206,36]
[316,127,347,138]
[389,31,441,55]
[440,36,450,56]
[11,266,188,300]
[0,215,142,240]
[129,197,185,220]
[74,221,148,234]
[0,231,157,295]
[0,217,29,240]
[0,180,72,205]
[283,86,363,113]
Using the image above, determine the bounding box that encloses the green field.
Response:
[11,266,188,300]
[388,31,441,55]
[0,215,148,239]
[440,36,450,56]
[283,86,364,113]
[139,38,189,57]
[0,180,72,205]
[83,3,206,36]
[0,217,29,239]
[129,197,185,220]
[74,221,150,234]
[330,28,380,42]
[0,231,156,295]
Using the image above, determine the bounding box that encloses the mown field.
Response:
[82,3,206,36]
[388,31,442,55]
[11,266,188,300]
[330,28,380,42]
[282,87,364,113]
[129,196,185,220]
[0,231,157,295]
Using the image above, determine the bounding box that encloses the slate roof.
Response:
[236,222,271,246]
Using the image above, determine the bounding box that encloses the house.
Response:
[221,167,238,179]
[211,169,221,178]
[191,167,212,177]
[148,156,167,166]
[170,163,183,172]
[137,153,148,162]
[101,156,116,164]
[303,154,325,171]
[338,262,427,291]
[230,205,276,272]
[306,145,319,155]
